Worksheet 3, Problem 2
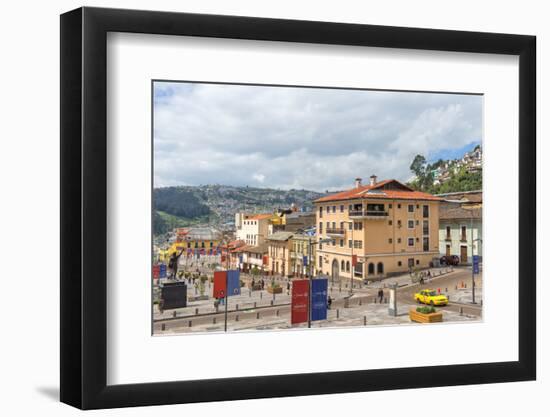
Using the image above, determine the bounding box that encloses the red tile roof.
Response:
[314,179,442,203]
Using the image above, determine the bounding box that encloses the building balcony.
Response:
[348,210,389,219]
[326,227,345,236]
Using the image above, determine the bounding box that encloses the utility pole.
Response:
[350,221,354,295]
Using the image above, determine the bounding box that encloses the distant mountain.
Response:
[153,185,326,235]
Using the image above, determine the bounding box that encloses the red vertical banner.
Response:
[291,279,310,324]
[262,255,268,266]
[213,271,227,299]
[152,264,160,279]
[352,254,358,267]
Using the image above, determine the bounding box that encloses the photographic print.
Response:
[152,81,483,335]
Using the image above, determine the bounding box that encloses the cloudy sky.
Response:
[153,81,482,192]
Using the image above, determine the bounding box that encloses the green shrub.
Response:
[416,306,436,314]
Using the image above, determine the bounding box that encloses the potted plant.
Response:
[409,305,443,323]
[267,281,282,294]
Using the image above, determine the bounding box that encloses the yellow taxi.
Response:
[414,289,448,306]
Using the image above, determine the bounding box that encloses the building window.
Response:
[354,222,363,231]
[461,225,467,241]
[332,222,336,229]
[408,220,414,229]
[408,238,414,246]
[416,204,420,209]
[348,240,352,248]
[397,220,402,227]
[340,205,344,212]
[346,261,350,272]
[340,221,344,230]
[398,204,401,209]
[319,243,323,250]
[332,205,336,213]
[368,263,375,275]
[319,256,323,266]
[416,237,420,242]
[408,258,414,267]
[210,242,213,248]
[408,204,414,212]
[397,261,402,267]
[423,205,429,218]
[398,238,402,244]
[348,204,353,211]
[201,242,205,248]
[389,204,393,209]
[423,220,429,235]
[415,220,419,226]
[332,239,336,246]
[388,220,393,226]
[339,239,344,247]
[446,226,451,239]
[416,259,420,265]
[319,206,323,218]
[423,237,429,251]
[319,222,323,233]
[348,222,353,230]
[353,240,363,249]
[377,262,384,274]
[388,238,393,244]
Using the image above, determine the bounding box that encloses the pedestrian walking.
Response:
[327,296,333,310]
[378,288,384,303]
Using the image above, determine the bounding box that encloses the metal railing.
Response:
[349,210,389,217]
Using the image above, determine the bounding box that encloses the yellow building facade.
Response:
[314,177,441,282]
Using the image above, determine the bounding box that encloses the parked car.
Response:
[440,255,459,266]
[414,289,449,306]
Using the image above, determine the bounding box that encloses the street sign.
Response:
[291,279,309,324]
[473,255,480,274]
[213,271,227,299]
[311,278,328,321]
[227,270,241,296]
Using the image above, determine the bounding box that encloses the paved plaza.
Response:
[153,263,482,335]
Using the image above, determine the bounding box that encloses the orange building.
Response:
[314,175,442,283]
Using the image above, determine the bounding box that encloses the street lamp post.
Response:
[349,221,354,296]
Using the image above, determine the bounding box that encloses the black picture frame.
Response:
[60,6,536,410]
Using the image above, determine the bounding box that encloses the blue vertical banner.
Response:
[227,270,241,296]
[159,263,167,278]
[311,278,328,321]
[473,255,480,274]
[303,255,308,266]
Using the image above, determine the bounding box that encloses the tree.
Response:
[410,154,427,177]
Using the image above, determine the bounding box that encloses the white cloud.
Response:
[153,82,481,191]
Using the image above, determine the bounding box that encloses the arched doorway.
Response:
[368,263,375,275]
[331,259,339,285]
[377,262,384,275]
